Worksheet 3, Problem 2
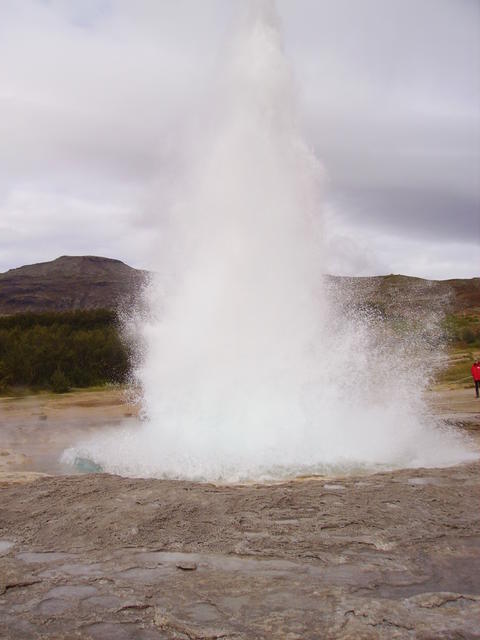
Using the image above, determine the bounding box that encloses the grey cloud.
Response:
[0,0,478,277]
[279,0,479,256]
[329,186,479,243]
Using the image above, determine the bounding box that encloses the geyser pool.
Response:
[62,0,476,482]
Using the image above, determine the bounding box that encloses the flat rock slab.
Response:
[1,462,480,638]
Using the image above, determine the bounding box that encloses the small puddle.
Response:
[83,595,123,610]
[45,585,98,599]
[407,477,448,486]
[73,457,104,473]
[182,602,222,623]
[135,551,300,576]
[115,566,174,583]
[56,563,104,577]
[0,540,14,555]
[133,550,377,586]
[36,598,73,615]
[17,552,75,563]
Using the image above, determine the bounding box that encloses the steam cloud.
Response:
[63,1,476,482]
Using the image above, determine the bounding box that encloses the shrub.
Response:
[0,309,131,391]
[50,368,71,393]
[462,328,475,344]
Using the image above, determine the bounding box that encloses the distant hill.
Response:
[0,255,478,318]
[0,256,148,315]
[326,273,480,318]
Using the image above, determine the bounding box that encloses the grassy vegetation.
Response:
[0,307,478,395]
[435,314,480,389]
[437,313,480,388]
[443,313,480,348]
[0,310,131,394]
[436,347,480,388]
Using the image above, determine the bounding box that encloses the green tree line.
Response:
[444,314,480,347]
[0,310,131,392]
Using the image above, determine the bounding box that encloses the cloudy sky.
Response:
[0,0,479,279]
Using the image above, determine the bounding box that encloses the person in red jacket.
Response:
[471,361,480,398]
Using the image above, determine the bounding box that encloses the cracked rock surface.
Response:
[1,388,479,638]
[1,461,480,639]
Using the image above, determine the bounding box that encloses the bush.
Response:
[462,328,475,344]
[443,314,480,346]
[0,309,131,391]
[50,368,71,393]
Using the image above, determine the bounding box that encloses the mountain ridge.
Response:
[0,255,148,315]
[0,255,478,316]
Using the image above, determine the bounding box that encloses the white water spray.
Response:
[64,1,476,481]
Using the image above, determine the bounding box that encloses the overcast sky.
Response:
[0,0,479,279]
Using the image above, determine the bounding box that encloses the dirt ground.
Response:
[0,388,479,639]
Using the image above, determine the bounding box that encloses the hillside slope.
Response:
[0,255,478,317]
[0,256,148,315]
[327,274,480,317]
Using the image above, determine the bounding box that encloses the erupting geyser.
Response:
[63,1,476,481]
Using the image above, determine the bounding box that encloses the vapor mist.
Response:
[63,1,476,482]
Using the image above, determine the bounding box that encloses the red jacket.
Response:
[471,364,480,381]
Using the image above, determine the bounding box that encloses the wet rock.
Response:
[0,460,479,638]
[36,597,73,615]
[44,585,98,598]
[0,540,14,556]
[176,561,197,571]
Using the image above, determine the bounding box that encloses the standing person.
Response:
[471,361,480,398]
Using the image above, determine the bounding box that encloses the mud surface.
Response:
[0,389,137,476]
[0,389,479,638]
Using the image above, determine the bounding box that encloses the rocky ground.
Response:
[0,388,479,639]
